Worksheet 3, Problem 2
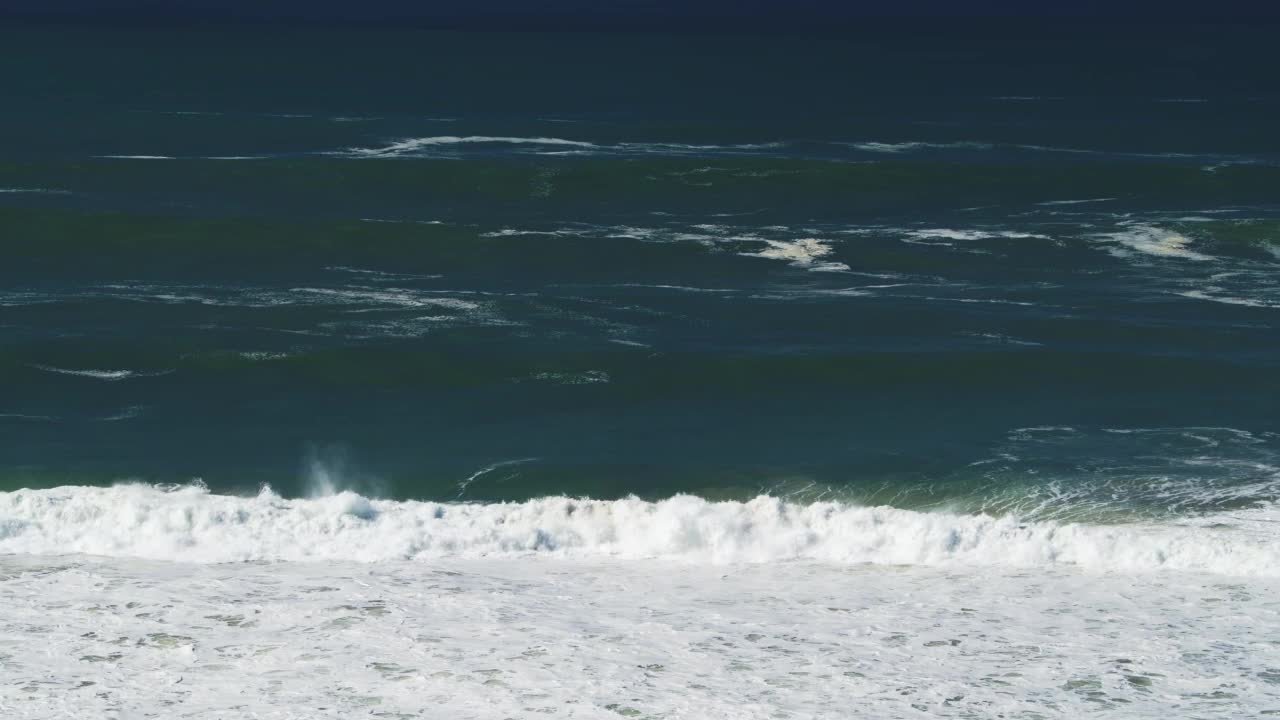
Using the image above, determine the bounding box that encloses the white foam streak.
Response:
[30,365,170,381]
[846,141,993,153]
[1179,290,1279,308]
[617,141,783,152]
[292,287,480,311]
[1,486,1276,575]
[907,228,1049,241]
[347,136,600,157]
[1037,197,1117,206]
[344,136,783,158]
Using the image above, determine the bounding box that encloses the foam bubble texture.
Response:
[1,485,1276,574]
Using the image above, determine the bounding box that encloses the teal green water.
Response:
[2,24,1278,520]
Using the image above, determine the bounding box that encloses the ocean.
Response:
[1,21,1279,718]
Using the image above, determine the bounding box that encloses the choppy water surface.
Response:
[1,22,1279,719]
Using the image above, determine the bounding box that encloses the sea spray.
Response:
[301,445,387,500]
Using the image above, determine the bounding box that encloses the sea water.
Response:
[1,22,1279,718]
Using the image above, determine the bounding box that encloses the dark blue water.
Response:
[2,23,1278,519]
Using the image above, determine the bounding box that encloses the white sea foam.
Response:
[845,141,993,153]
[4,554,1277,719]
[527,370,610,385]
[358,217,445,225]
[0,485,1277,576]
[1100,225,1214,261]
[30,365,171,382]
[343,136,782,158]
[345,136,603,157]
[741,239,850,272]
[610,283,738,293]
[48,283,505,337]
[0,413,55,422]
[238,351,291,361]
[291,287,480,311]
[961,331,1043,347]
[905,228,1049,242]
[1179,290,1279,308]
[616,141,784,153]
[482,227,581,237]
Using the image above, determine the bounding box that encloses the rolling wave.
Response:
[0,484,1276,574]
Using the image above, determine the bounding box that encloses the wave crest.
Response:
[0,485,1275,574]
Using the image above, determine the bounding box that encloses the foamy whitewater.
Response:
[1,485,1278,574]
[5,19,1280,720]
[1,486,1278,719]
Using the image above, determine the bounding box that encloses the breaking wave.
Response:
[0,485,1275,575]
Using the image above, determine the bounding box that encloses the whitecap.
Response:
[30,365,172,382]
[1,486,1278,575]
[1099,225,1214,261]
[741,238,849,271]
[239,351,291,361]
[527,370,610,385]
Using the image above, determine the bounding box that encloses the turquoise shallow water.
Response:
[1,23,1278,520]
